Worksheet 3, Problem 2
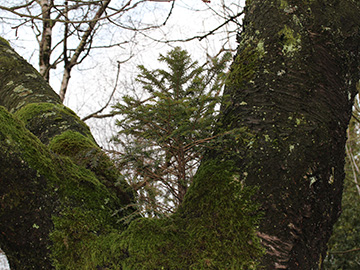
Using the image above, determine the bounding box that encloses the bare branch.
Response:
[162,0,175,26]
[345,139,360,197]
[329,247,360,255]
[82,60,123,121]
[141,11,244,43]
[59,0,113,101]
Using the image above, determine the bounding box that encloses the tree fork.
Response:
[59,0,112,102]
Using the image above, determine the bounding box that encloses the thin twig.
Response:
[82,60,121,121]
[162,0,175,26]
[141,11,244,43]
[329,247,360,254]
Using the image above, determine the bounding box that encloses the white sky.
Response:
[0,0,245,147]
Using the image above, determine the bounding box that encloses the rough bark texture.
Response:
[1,0,360,268]
[0,37,134,269]
[217,0,360,268]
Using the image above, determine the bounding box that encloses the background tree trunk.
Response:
[39,0,53,82]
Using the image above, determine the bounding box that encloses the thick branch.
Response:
[0,38,135,269]
[59,0,112,101]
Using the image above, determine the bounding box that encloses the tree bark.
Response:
[59,0,112,102]
[1,0,360,268]
[215,0,360,268]
[0,37,134,269]
[39,0,53,82]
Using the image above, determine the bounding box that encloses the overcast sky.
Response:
[0,0,245,147]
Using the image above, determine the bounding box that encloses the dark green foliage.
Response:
[324,171,360,269]
[120,160,264,269]
[112,47,231,215]
[324,111,360,269]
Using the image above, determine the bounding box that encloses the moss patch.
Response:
[49,130,97,156]
[121,160,264,269]
[225,43,262,91]
[0,36,10,47]
[0,106,131,269]
[49,130,135,206]
[15,103,95,145]
[50,208,126,270]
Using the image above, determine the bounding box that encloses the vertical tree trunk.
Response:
[215,0,360,268]
[39,0,53,82]
[59,0,112,102]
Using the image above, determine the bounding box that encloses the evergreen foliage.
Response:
[324,101,360,269]
[112,47,231,216]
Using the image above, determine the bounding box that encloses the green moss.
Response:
[226,46,261,88]
[49,129,135,205]
[48,152,132,269]
[0,106,131,268]
[49,130,97,156]
[0,36,10,47]
[0,106,58,181]
[15,103,95,144]
[15,102,77,121]
[121,160,264,269]
[0,55,21,72]
[50,208,125,270]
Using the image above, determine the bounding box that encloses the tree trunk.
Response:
[1,0,360,268]
[216,0,360,268]
[0,37,134,269]
[39,0,53,82]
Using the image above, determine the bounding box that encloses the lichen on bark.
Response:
[0,38,60,113]
[220,0,360,268]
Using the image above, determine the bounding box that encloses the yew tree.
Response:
[1,0,360,269]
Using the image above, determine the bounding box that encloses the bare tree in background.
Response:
[0,0,244,104]
[0,0,173,101]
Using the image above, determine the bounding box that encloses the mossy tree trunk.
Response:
[214,0,360,268]
[0,37,135,269]
[1,0,360,269]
